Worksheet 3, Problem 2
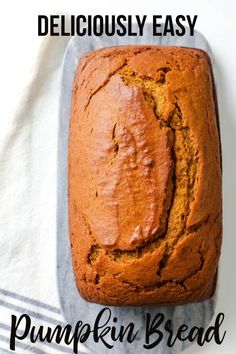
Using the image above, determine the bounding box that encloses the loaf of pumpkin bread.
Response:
[68,45,222,306]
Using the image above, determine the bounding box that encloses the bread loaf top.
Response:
[71,46,221,251]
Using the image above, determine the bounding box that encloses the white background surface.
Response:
[0,1,236,353]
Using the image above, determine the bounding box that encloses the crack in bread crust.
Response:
[83,60,127,111]
[109,66,197,272]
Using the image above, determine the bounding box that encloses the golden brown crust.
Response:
[69,45,222,306]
